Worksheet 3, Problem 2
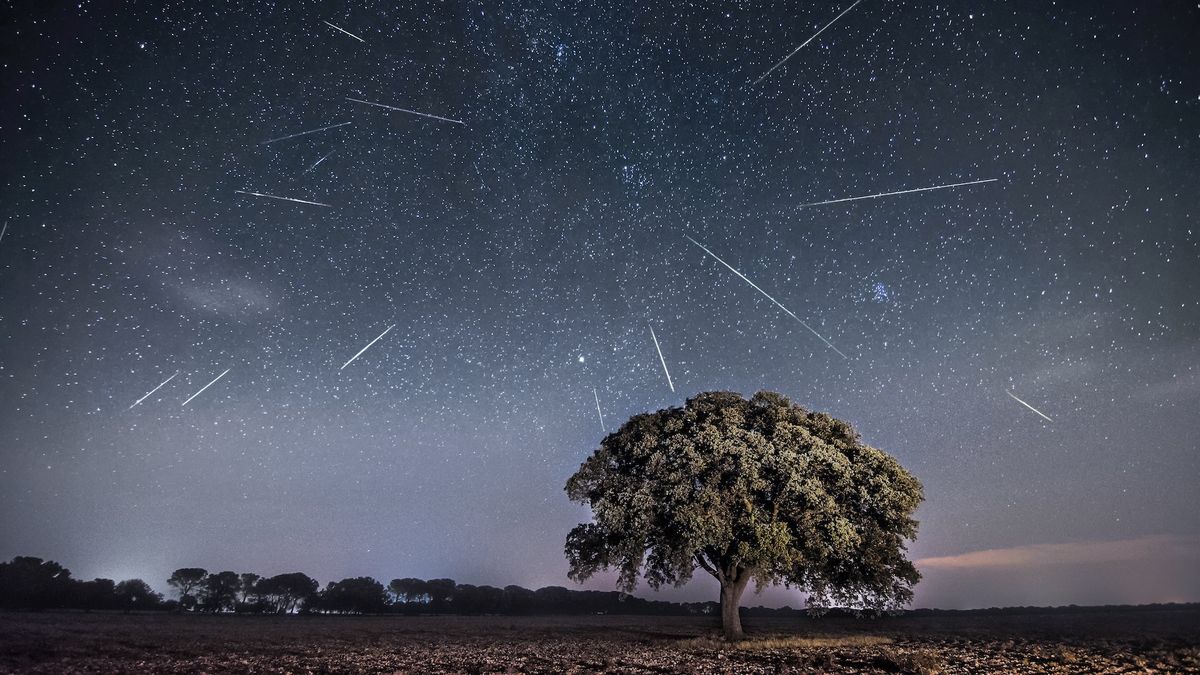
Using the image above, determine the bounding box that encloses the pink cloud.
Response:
[918,534,1200,570]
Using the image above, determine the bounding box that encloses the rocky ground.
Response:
[1,608,1197,673]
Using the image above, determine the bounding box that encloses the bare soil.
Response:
[1,607,1197,673]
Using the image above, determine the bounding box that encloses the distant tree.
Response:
[387,577,429,605]
[0,556,75,609]
[425,578,455,612]
[256,573,318,613]
[318,577,388,614]
[502,585,536,614]
[76,578,117,611]
[167,568,207,610]
[114,579,162,612]
[473,585,504,614]
[238,573,261,605]
[452,584,482,613]
[200,571,241,612]
[533,586,573,613]
[565,391,924,640]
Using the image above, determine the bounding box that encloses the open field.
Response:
[2,607,1198,673]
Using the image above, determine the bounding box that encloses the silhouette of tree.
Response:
[534,586,573,613]
[238,573,261,605]
[76,578,117,611]
[565,391,924,640]
[318,577,388,614]
[425,578,455,612]
[256,573,318,613]
[167,568,207,611]
[200,571,240,612]
[387,577,429,605]
[503,585,536,614]
[114,579,161,612]
[0,557,74,609]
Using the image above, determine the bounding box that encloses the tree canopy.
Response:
[167,568,207,609]
[565,390,924,639]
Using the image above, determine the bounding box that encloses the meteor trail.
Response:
[752,0,864,86]
[182,369,231,407]
[234,190,332,208]
[797,178,999,207]
[260,121,352,145]
[323,20,366,43]
[302,150,335,175]
[0,222,7,244]
[1006,389,1054,423]
[128,371,178,409]
[648,324,675,393]
[340,325,395,370]
[683,235,849,359]
[345,97,465,125]
[593,387,606,433]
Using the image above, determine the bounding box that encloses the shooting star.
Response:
[181,369,231,407]
[1006,389,1054,423]
[648,324,675,393]
[234,190,332,208]
[0,222,7,244]
[593,387,606,434]
[128,371,179,409]
[752,0,864,86]
[260,121,352,145]
[302,150,335,175]
[798,178,999,207]
[340,325,395,370]
[345,97,465,125]
[323,20,366,43]
[684,235,848,359]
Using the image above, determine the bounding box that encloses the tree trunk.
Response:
[719,575,750,641]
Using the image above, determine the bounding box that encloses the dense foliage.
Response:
[565,391,924,639]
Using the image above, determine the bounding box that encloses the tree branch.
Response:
[694,553,718,580]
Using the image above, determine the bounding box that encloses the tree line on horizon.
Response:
[0,555,795,617]
[4,555,1195,618]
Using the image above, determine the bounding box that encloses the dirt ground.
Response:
[1,607,1197,673]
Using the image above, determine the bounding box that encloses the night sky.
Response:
[2,1,1198,610]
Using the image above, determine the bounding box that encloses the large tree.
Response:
[0,557,74,609]
[256,572,319,614]
[114,579,162,611]
[318,577,388,614]
[387,577,429,605]
[565,391,924,640]
[167,568,207,610]
[200,571,241,612]
[238,573,261,606]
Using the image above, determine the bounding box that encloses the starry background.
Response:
[1,0,1198,609]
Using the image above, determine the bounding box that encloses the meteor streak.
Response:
[683,235,848,359]
[340,325,395,370]
[234,190,332,208]
[129,371,178,409]
[0,222,7,244]
[302,150,335,175]
[593,387,606,433]
[182,369,231,406]
[648,324,675,392]
[752,0,864,86]
[345,97,465,125]
[797,178,998,207]
[1006,389,1053,423]
[260,121,352,145]
[323,20,366,43]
